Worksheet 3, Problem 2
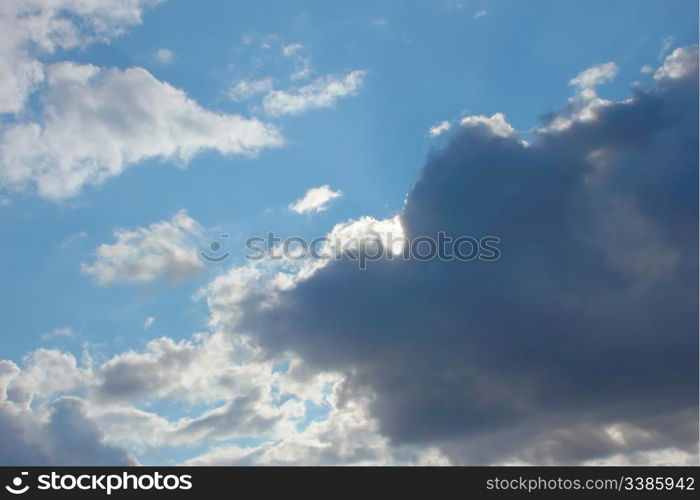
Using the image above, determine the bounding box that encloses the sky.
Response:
[0,0,698,466]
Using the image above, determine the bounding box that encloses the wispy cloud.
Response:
[155,48,174,64]
[228,77,275,101]
[289,185,342,214]
[41,327,76,341]
[658,35,674,60]
[262,71,366,116]
[428,120,452,137]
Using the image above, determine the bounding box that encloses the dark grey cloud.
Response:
[233,48,699,463]
[44,397,137,466]
[0,397,136,466]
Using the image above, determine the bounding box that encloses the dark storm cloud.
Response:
[233,48,699,463]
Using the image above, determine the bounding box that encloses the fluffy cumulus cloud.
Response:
[289,185,342,214]
[0,63,282,200]
[262,70,366,116]
[0,325,410,465]
[81,210,205,286]
[203,47,699,465]
[0,0,162,115]
[0,353,135,465]
[540,61,619,133]
[460,112,516,138]
[654,46,699,81]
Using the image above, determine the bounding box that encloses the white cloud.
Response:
[0,0,161,115]
[460,112,516,138]
[569,61,618,94]
[143,317,155,330]
[81,210,205,286]
[291,64,312,81]
[1,327,339,458]
[371,17,389,27]
[474,10,487,20]
[640,64,654,74]
[154,48,174,64]
[282,43,303,57]
[185,394,393,465]
[40,327,76,342]
[262,71,366,116]
[0,62,283,200]
[654,46,699,82]
[0,196,11,206]
[429,120,452,137]
[281,42,312,80]
[289,185,342,214]
[228,77,275,102]
[539,62,618,132]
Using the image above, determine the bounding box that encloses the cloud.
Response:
[206,47,699,464]
[143,317,155,330]
[81,210,205,286]
[474,10,487,20]
[228,77,275,102]
[569,61,618,90]
[658,35,675,60]
[281,42,312,80]
[0,350,134,465]
[0,0,161,115]
[154,48,174,64]
[57,230,88,249]
[1,328,357,463]
[429,120,452,137]
[1,41,697,467]
[654,46,698,81]
[262,71,366,116]
[460,112,516,138]
[185,393,393,465]
[0,62,283,200]
[4,349,83,405]
[0,396,137,465]
[539,61,618,132]
[40,327,75,341]
[282,43,303,57]
[90,330,281,405]
[289,185,342,214]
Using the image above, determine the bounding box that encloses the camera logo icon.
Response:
[5,472,29,495]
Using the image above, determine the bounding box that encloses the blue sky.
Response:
[0,0,697,466]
